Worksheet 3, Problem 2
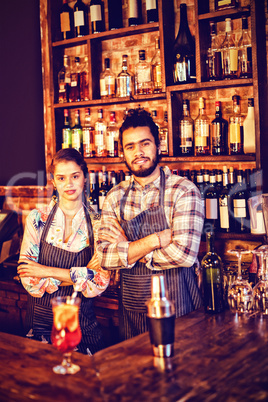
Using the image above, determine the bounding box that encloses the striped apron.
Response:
[25,203,104,354]
[119,168,202,340]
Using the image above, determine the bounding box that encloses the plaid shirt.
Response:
[97,166,204,270]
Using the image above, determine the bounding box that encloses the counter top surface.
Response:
[1,309,268,401]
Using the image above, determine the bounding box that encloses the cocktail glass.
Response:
[227,248,253,314]
[252,245,268,315]
[51,295,82,374]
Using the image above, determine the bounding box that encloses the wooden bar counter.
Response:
[1,308,268,401]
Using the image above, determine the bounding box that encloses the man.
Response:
[97,108,204,341]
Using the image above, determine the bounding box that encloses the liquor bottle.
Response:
[201,231,224,314]
[232,169,250,233]
[95,109,107,157]
[238,16,252,79]
[90,0,104,34]
[215,169,223,194]
[159,111,169,156]
[59,0,74,40]
[100,58,116,99]
[69,57,81,102]
[195,97,210,156]
[72,109,83,154]
[62,109,72,148]
[221,18,238,80]
[135,50,153,95]
[207,21,222,81]
[80,56,89,101]
[82,108,95,157]
[108,0,123,30]
[88,171,99,213]
[219,166,232,232]
[99,167,109,211]
[215,0,238,11]
[128,0,142,27]
[243,98,255,154]
[179,99,194,155]
[74,0,89,37]
[146,0,158,23]
[196,170,205,210]
[204,171,219,233]
[173,3,196,84]
[116,55,134,98]
[229,95,243,155]
[58,55,70,103]
[151,37,162,94]
[211,101,228,155]
[106,111,119,157]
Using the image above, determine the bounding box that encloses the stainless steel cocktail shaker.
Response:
[146,274,175,357]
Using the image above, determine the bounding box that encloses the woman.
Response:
[18,148,110,354]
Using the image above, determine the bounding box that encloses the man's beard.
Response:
[124,153,159,178]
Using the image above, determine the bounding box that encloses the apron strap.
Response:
[40,202,58,243]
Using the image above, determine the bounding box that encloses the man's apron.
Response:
[119,168,202,340]
[25,203,104,354]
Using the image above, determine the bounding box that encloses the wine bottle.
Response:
[238,16,252,79]
[211,101,228,155]
[128,0,142,27]
[108,0,123,30]
[219,166,232,233]
[100,58,116,99]
[196,170,205,210]
[95,109,107,157]
[243,98,256,154]
[58,55,70,103]
[173,3,196,84]
[72,109,83,154]
[116,55,134,98]
[159,111,169,156]
[62,109,72,148]
[201,231,224,314]
[146,0,158,23]
[74,0,89,37]
[80,56,89,101]
[106,111,119,157]
[83,108,95,157]
[215,169,223,194]
[229,95,243,155]
[204,171,219,233]
[59,0,74,40]
[151,37,162,93]
[135,50,153,95]
[88,171,99,213]
[99,167,109,211]
[90,0,104,34]
[232,169,250,233]
[179,99,194,155]
[69,57,81,102]
[207,21,222,81]
[195,97,210,156]
[221,18,238,80]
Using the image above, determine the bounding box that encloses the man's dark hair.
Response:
[119,108,160,150]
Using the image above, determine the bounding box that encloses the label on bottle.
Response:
[137,69,151,83]
[233,199,246,218]
[106,135,114,153]
[181,125,193,141]
[129,0,138,18]
[100,79,107,96]
[217,0,233,6]
[146,0,156,10]
[62,128,72,145]
[230,123,241,143]
[195,136,208,147]
[117,76,131,97]
[95,132,104,147]
[153,65,162,82]
[59,83,65,92]
[219,200,229,229]
[74,10,85,27]
[206,199,218,219]
[90,5,102,22]
[60,12,70,32]
[229,48,238,72]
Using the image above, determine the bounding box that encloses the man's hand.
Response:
[98,218,128,244]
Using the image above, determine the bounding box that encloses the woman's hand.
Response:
[17,259,48,278]
[98,218,128,244]
[87,252,102,271]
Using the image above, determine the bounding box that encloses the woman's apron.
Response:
[119,168,202,340]
[25,203,104,354]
